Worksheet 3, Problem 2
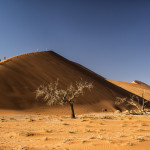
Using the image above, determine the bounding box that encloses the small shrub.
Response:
[63,139,72,143]
[126,142,134,146]
[20,132,34,137]
[97,135,104,140]
[63,123,69,125]
[101,115,114,119]
[118,132,124,137]
[46,130,53,133]
[141,123,147,126]
[81,140,86,143]
[85,129,93,132]
[28,118,35,122]
[89,135,95,139]
[1,118,6,122]
[9,117,16,120]
[134,136,145,142]
[69,130,75,133]
[43,137,49,141]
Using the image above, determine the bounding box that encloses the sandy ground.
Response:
[0,111,150,150]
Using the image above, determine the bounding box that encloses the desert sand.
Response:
[0,110,150,150]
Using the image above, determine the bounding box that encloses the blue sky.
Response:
[0,0,150,84]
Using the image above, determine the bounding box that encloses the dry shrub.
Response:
[134,136,145,142]
[97,135,104,140]
[101,115,114,119]
[46,130,53,133]
[69,130,75,133]
[63,139,72,144]
[63,123,69,125]
[20,131,34,137]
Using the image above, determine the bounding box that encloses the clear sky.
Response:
[0,0,150,84]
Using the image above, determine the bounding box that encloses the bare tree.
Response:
[115,94,149,114]
[36,79,93,118]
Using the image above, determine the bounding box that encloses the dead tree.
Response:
[36,79,93,118]
[115,94,149,114]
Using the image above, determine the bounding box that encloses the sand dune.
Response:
[109,80,150,100]
[0,51,148,113]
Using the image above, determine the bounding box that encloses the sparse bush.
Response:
[126,142,134,146]
[97,135,104,140]
[63,138,72,143]
[89,135,95,139]
[101,115,114,119]
[81,140,86,143]
[43,137,49,141]
[69,130,75,133]
[134,136,145,142]
[118,132,124,137]
[63,123,69,125]
[20,132,34,137]
[28,118,35,122]
[46,129,53,133]
[115,93,149,115]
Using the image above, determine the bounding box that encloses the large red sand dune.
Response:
[0,51,149,113]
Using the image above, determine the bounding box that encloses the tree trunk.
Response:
[70,103,75,119]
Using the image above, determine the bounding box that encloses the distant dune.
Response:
[109,80,150,100]
[0,51,149,113]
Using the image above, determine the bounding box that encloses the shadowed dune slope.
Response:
[0,51,148,112]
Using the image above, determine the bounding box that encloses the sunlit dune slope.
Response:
[109,80,150,100]
[0,51,147,112]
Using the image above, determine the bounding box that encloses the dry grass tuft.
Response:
[63,139,72,144]
[101,115,114,119]
[28,118,35,122]
[69,130,75,133]
[118,132,124,137]
[43,137,49,141]
[9,117,16,120]
[97,135,104,140]
[85,129,93,132]
[81,140,87,143]
[81,119,88,122]
[1,118,6,122]
[141,123,147,126]
[46,130,53,133]
[89,135,95,139]
[20,131,34,137]
[63,123,69,125]
[126,142,134,146]
[134,136,145,142]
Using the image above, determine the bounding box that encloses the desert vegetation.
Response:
[36,79,93,118]
[115,93,149,114]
